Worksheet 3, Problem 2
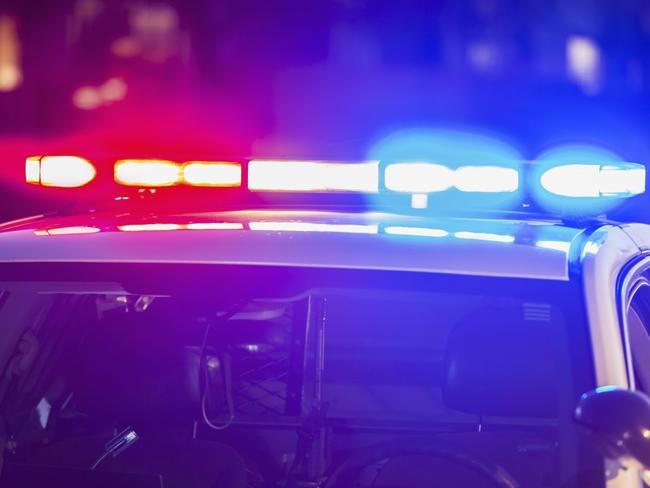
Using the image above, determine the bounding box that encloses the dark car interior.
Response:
[0,280,602,487]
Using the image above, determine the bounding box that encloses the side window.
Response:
[627,283,650,392]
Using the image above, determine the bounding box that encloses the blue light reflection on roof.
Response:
[384,226,449,237]
[535,240,571,252]
[454,231,515,243]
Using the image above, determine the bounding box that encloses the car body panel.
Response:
[0,210,582,280]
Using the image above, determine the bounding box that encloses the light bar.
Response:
[540,163,645,197]
[26,156,96,187]
[385,163,519,194]
[182,162,241,187]
[249,161,379,192]
[115,160,181,187]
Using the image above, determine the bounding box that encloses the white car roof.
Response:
[0,210,591,281]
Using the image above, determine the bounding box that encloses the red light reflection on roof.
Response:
[34,226,101,236]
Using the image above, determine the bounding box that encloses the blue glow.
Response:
[369,128,522,165]
[368,128,524,209]
[530,144,645,216]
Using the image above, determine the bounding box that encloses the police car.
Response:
[0,154,649,488]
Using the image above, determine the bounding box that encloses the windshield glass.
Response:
[0,264,600,487]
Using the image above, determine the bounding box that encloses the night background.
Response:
[1,0,650,219]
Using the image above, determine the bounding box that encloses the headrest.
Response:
[70,309,201,426]
[441,306,560,418]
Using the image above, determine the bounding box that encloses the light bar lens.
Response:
[26,156,96,187]
[249,161,379,192]
[385,163,519,194]
[454,166,519,192]
[115,160,181,187]
[385,163,452,192]
[182,162,241,187]
[540,163,645,197]
[25,157,40,184]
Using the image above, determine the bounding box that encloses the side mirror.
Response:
[575,386,650,472]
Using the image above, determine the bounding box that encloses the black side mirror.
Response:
[575,387,650,471]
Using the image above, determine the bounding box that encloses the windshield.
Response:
[0,264,600,487]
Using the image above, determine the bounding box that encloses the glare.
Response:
[248,161,379,192]
[115,160,181,186]
[535,240,571,252]
[583,241,602,256]
[182,162,241,187]
[385,226,449,238]
[249,222,378,234]
[118,224,183,232]
[36,226,101,236]
[385,163,453,193]
[454,231,515,243]
[541,164,645,197]
[37,156,96,188]
[454,166,519,192]
[186,223,243,230]
[567,35,600,93]
[99,77,127,103]
[73,86,102,110]
[0,15,22,92]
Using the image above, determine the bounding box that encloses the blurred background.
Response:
[1,0,650,219]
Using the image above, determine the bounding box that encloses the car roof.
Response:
[0,209,590,281]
